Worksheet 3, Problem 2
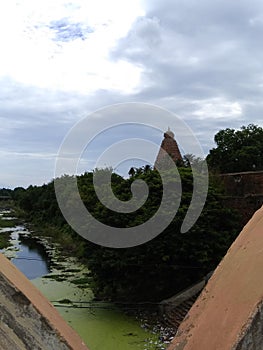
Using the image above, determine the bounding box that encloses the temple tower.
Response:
[154,128,182,169]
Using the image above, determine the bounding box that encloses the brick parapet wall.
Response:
[219,171,263,225]
[220,170,263,196]
[167,206,263,350]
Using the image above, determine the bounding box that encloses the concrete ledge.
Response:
[0,253,89,350]
[167,205,263,350]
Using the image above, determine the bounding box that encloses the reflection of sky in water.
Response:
[1,225,50,280]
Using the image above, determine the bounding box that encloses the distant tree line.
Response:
[7,122,262,301]
[10,161,240,301]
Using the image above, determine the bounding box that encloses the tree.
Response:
[80,167,240,301]
[12,167,240,302]
[207,124,263,173]
[128,167,135,177]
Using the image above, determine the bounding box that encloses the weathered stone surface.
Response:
[0,253,89,350]
[167,205,263,350]
[235,300,263,350]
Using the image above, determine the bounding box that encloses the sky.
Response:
[1,0,263,188]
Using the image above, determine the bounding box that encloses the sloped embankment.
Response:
[0,253,88,350]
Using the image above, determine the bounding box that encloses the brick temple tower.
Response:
[154,128,183,169]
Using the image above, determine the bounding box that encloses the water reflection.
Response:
[1,226,50,280]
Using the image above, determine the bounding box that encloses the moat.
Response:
[0,209,170,350]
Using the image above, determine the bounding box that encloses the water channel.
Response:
[0,209,168,350]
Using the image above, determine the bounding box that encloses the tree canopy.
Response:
[207,124,263,173]
[11,166,240,302]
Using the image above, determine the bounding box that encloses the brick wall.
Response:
[220,171,263,225]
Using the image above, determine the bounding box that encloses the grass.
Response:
[0,210,17,248]
[0,217,17,228]
[0,206,22,228]
[0,232,11,249]
[42,274,68,282]
[71,277,91,285]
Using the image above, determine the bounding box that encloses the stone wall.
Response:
[0,253,89,350]
[167,205,263,350]
[234,300,263,350]
[220,170,263,225]
[220,170,263,196]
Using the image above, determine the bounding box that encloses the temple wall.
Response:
[220,171,263,224]
[220,170,263,196]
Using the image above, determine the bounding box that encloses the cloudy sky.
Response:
[1,0,263,188]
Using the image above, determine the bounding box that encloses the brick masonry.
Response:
[220,170,263,225]
[154,129,182,169]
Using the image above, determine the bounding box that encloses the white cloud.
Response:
[193,98,242,119]
[0,0,144,93]
[1,0,263,187]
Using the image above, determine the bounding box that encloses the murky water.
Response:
[33,274,163,350]
[0,209,167,350]
[1,228,50,279]
[0,209,50,280]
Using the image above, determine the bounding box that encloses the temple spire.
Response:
[154,128,182,169]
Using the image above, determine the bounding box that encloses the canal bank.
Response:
[0,208,170,350]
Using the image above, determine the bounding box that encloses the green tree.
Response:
[207,124,263,173]
[80,167,240,301]
[12,166,240,302]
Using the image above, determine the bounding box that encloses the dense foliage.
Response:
[10,165,240,302]
[207,124,263,173]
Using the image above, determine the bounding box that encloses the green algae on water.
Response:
[32,263,165,350]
